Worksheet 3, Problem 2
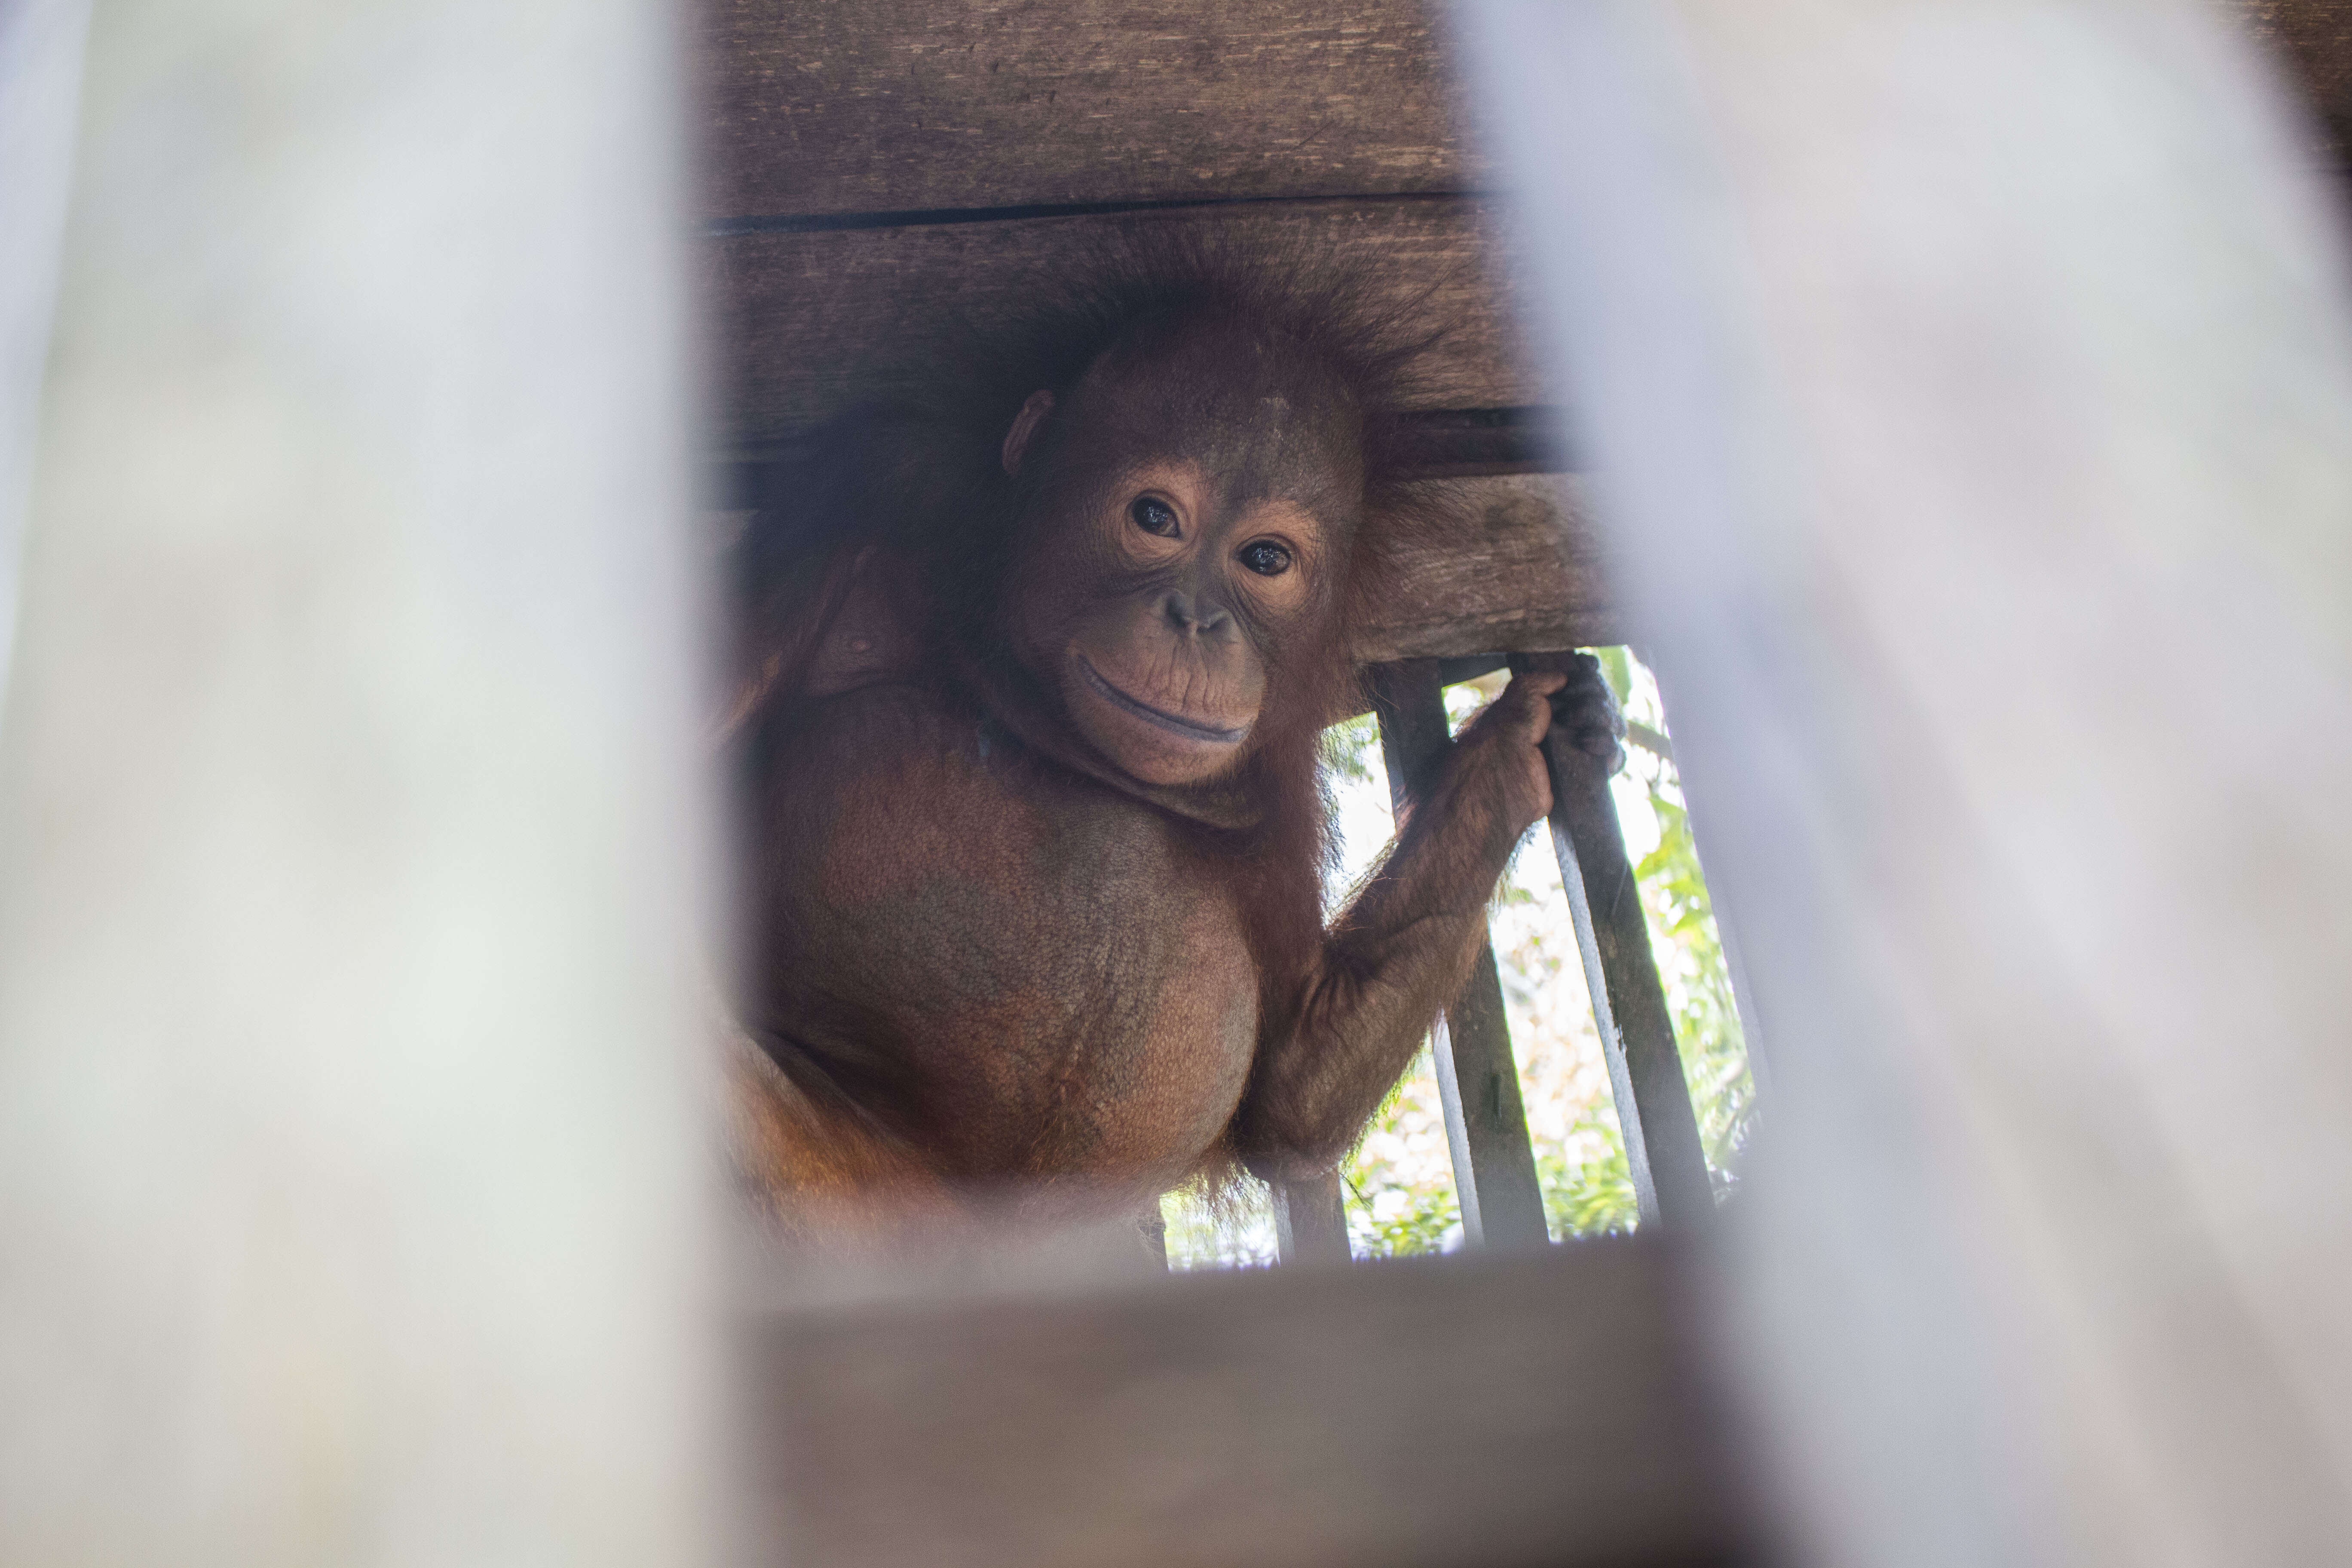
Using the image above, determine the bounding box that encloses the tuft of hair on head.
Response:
[723,220,1475,747]
[947,223,1461,512]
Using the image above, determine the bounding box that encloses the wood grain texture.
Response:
[692,0,2348,224]
[734,1240,1748,1568]
[691,0,2348,461]
[707,407,1574,508]
[695,0,1481,220]
[704,198,1542,447]
[1352,475,1622,664]
[2231,0,2352,163]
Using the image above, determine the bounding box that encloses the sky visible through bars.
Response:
[1162,648,1757,1268]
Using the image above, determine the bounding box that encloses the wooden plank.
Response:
[1510,654,1714,1232]
[694,0,2349,223]
[696,0,1482,221]
[736,1239,1750,1568]
[1381,405,1574,478]
[708,406,1574,505]
[1270,1173,1351,1264]
[704,198,1539,447]
[1368,661,1552,1251]
[1351,474,1621,664]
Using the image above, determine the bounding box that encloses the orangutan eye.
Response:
[1237,539,1294,577]
[1129,496,1180,538]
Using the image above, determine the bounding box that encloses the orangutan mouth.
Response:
[1077,655,1251,745]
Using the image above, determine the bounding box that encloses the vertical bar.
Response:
[1271,1172,1351,1264]
[1367,659,1551,1250]
[0,0,89,713]
[1465,2,2352,1555]
[1513,652,1714,1229]
[0,0,705,1559]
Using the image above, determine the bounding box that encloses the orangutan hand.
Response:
[1442,670,1567,851]
[1543,652,1627,775]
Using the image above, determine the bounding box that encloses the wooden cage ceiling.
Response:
[696,0,1528,456]
[694,0,2351,653]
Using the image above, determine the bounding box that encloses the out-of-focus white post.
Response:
[0,0,92,700]
[0,0,710,1562]
[1456,3,2352,1565]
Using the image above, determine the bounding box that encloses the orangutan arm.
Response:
[1233,668,1613,1180]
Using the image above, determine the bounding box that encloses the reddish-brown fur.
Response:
[720,243,1587,1234]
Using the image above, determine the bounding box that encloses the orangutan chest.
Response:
[772,695,1261,1179]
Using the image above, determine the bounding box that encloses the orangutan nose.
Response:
[1160,589,1234,640]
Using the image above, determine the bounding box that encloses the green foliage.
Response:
[1319,712,1379,785]
[1602,650,1755,1191]
[1160,1173,1277,1270]
[1636,791,1755,1185]
[1539,1112,1639,1236]
[1345,1173,1462,1256]
[1596,646,1636,708]
[1340,1043,1463,1256]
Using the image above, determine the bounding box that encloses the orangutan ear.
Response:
[1000,390,1055,477]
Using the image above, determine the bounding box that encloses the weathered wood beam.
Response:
[695,0,2349,224]
[1351,474,1623,664]
[695,0,1481,221]
[736,1239,1751,1568]
[1386,404,1574,477]
[707,405,1572,508]
[702,197,1540,445]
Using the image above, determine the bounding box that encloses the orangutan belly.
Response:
[757,685,1262,1191]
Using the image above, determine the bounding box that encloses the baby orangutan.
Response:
[722,252,1614,1237]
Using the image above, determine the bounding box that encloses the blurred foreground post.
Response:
[0,1,709,1563]
[0,0,89,701]
[1458,1,2352,1564]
